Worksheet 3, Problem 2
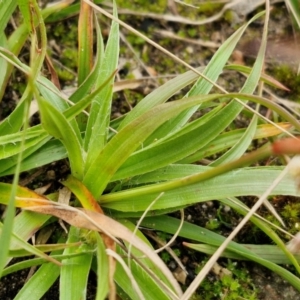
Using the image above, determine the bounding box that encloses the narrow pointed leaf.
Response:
[14,248,63,300]
[100,166,298,211]
[144,11,265,144]
[60,226,93,300]
[83,1,119,164]
[95,233,109,300]
[84,92,300,198]
[210,115,258,166]
[37,98,84,179]
[141,216,300,293]
[112,100,244,181]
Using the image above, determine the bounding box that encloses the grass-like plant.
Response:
[1,0,300,299]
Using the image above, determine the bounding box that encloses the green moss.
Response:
[119,45,127,56]
[51,21,78,46]
[187,27,197,38]
[196,2,223,14]
[127,34,146,47]
[264,214,282,229]
[117,0,167,13]
[224,10,235,23]
[178,30,186,38]
[205,218,220,230]
[175,1,222,20]
[56,68,75,81]
[156,231,171,242]
[161,251,171,263]
[46,19,79,79]
[281,202,300,234]
[173,248,181,257]
[270,65,300,99]
[54,47,77,82]
[61,48,78,66]
[141,50,150,63]
[262,199,300,236]
[193,259,258,299]
[282,203,300,219]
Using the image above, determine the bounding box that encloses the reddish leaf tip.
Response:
[272,137,300,155]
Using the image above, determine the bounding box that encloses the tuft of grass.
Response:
[1,0,300,299]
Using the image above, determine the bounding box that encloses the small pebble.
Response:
[47,170,56,180]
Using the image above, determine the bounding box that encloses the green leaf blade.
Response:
[60,227,93,300]
[84,3,119,171]
[37,99,84,179]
